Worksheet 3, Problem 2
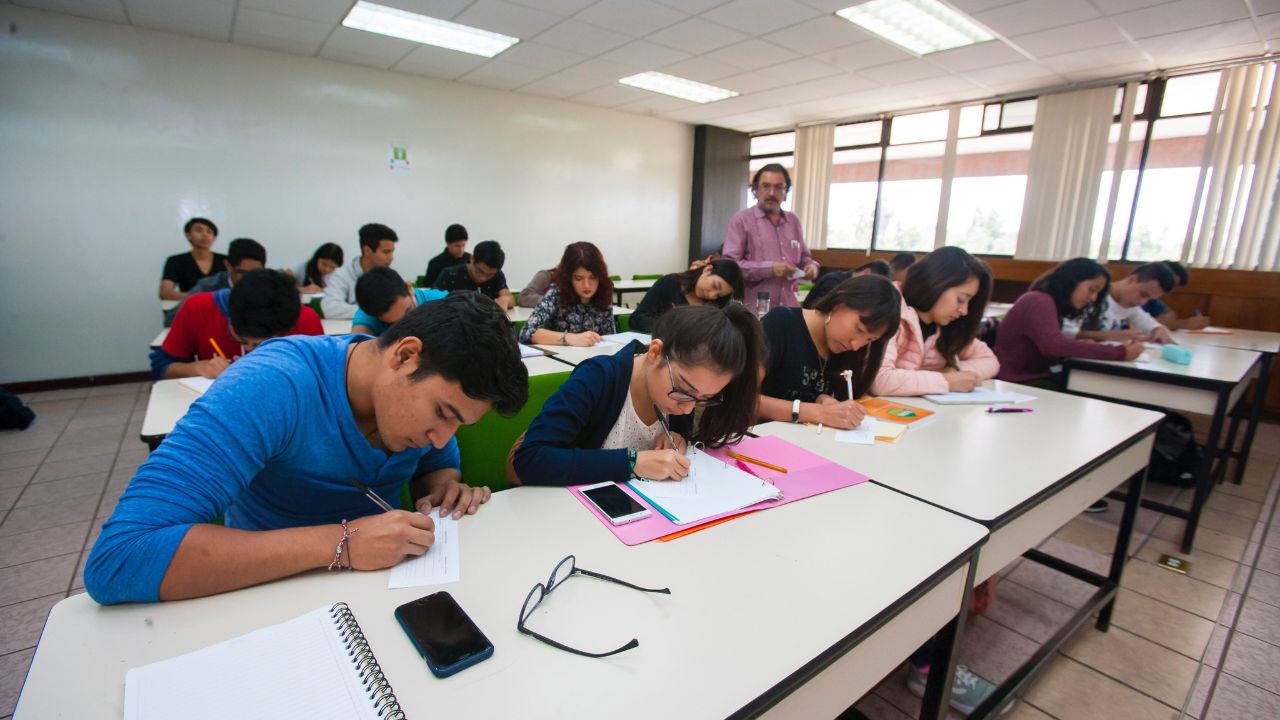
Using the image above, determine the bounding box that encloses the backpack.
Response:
[0,387,36,430]
[1148,411,1203,487]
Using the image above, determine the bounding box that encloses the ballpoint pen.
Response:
[348,478,394,511]
[653,403,678,452]
[986,407,1033,414]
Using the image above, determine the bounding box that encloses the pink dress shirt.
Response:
[723,204,817,309]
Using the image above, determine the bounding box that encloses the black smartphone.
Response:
[394,591,494,678]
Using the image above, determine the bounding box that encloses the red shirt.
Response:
[163,291,323,362]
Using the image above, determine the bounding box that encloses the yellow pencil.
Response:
[726,450,787,474]
[208,338,228,359]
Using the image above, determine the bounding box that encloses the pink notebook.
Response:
[568,435,868,546]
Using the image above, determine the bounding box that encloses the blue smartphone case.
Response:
[394,604,494,678]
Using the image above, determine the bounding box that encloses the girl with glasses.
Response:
[510,304,764,486]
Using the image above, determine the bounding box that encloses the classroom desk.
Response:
[1063,344,1263,552]
[755,380,1162,719]
[984,301,1012,319]
[611,279,654,306]
[149,318,351,348]
[506,305,633,323]
[15,483,987,720]
[159,299,178,312]
[534,341,625,367]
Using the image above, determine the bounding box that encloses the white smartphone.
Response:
[580,481,651,525]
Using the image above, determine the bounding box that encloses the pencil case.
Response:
[1162,344,1193,365]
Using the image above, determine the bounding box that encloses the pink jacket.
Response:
[873,291,1000,396]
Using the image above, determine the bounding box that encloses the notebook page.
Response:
[123,606,380,720]
[178,376,214,395]
[630,447,781,525]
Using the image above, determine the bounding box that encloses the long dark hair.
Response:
[674,259,744,307]
[813,275,901,400]
[305,242,344,287]
[901,247,991,362]
[1030,258,1111,329]
[654,304,764,447]
[552,242,614,311]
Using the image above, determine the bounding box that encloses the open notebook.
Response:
[123,604,404,720]
[629,446,782,525]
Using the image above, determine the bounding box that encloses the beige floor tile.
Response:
[1121,559,1229,620]
[1205,492,1263,521]
[1136,537,1241,589]
[1052,514,1122,557]
[41,441,119,465]
[13,473,106,509]
[28,388,88,402]
[1150,517,1248,561]
[85,383,141,398]
[52,424,123,448]
[850,692,913,720]
[1246,569,1280,606]
[1108,588,1215,660]
[29,455,113,484]
[957,615,1040,686]
[0,432,58,456]
[1221,631,1280,694]
[1221,593,1244,626]
[0,522,91,570]
[1183,667,1215,719]
[0,500,96,539]
[983,578,1077,644]
[1204,672,1280,719]
[1002,701,1055,720]
[74,395,138,419]
[113,446,150,470]
[1219,477,1272,503]
[0,647,36,717]
[0,594,61,655]
[1062,625,1198,707]
[1205,625,1230,668]
[1022,655,1177,720]
[0,554,77,608]
[96,486,125,518]
[1237,597,1280,646]
[0,487,19,515]
[1197,507,1257,540]
[72,550,88,591]
[1256,545,1280,576]
[0,467,35,491]
[0,449,47,472]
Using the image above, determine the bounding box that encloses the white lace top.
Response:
[600,389,664,452]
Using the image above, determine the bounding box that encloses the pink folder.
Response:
[568,435,868,546]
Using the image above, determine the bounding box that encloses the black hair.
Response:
[445,223,468,244]
[855,260,892,278]
[1030,258,1111,327]
[1131,262,1177,293]
[654,304,764,447]
[471,240,505,270]
[356,267,410,317]
[751,163,792,190]
[304,243,344,287]
[813,275,901,399]
[228,269,301,340]
[1162,260,1190,287]
[890,253,916,272]
[377,292,528,416]
[900,247,991,362]
[184,217,218,237]
[674,259,744,306]
[358,223,398,252]
[226,238,266,267]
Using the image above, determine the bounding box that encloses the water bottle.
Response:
[756,291,770,317]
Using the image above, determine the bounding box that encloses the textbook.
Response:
[857,397,934,425]
[124,604,403,719]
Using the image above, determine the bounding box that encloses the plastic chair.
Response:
[609,275,621,282]
[631,274,662,281]
[616,314,631,333]
[308,297,324,319]
[415,275,428,288]
[454,370,573,493]
[798,282,814,292]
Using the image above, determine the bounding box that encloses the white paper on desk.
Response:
[922,388,1036,405]
[631,477,699,499]
[789,268,806,280]
[627,447,780,525]
[388,511,459,589]
[178,376,215,395]
[835,417,877,445]
[602,332,652,346]
[518,343,544,358]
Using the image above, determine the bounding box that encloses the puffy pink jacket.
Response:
[873,291,1000,396]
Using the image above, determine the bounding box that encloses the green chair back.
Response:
[609,275,621,282]
[415,275,428,288]
[454,370,573,493]
[616,314,631,333]
[631,274,662,281]
[308,297,324,318]
[798,282,814,292]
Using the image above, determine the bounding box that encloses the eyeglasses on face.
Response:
[664,356,723,408]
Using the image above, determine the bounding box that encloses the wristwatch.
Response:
[791,398,801,423]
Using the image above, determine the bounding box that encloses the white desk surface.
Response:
[150,319,350,348]
[1174,327,1280,355]
[985,301,1012,318]
[16,484,986,720]
[507,305,632,322]
[532,341,628,366]
[159,299,177,311]
[756,381,1163,524]
[612,279,656,291]
[1067,343,1260,385]
[522,355,572,377]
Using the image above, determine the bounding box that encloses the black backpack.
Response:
[1149,411,1203,487]
[0,386,36,431]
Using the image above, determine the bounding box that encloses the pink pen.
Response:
[987,407,1033,414]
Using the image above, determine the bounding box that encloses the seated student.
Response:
[994,258,1142,387]
[288,242,344,294]
[518,267,556,308]
[801,260,892,309]
[150,269,324,380]
[323,223,398,320]
[87,294,528,604]
[873,247,998,396]
[890,252,916,283]
[163,238,267,327]
[1144,260,1212,330]
[512,304,764,486]
[423,223,469,287]
[353,267,447,336]
[758,275,901,430]
[689,246,723,271]
[433,240,515,310]
[519,242,617,346]
[1065,262,1175,344]
[160,217,227,301]
[629,259,744,333]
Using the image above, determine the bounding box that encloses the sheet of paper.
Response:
[178,376,214,395]
[922,388,1036,405]
[628,447,780,525]
[388,511,459,589]
[517,343,544,358]
[835,417,877,445]
[789,268,806,280]
[630,478,699,499]
[601,332,653,346]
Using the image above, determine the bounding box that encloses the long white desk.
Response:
[1173,327,1280,355]
[612,279,655,306]
[507,305,632,323]
[149,318,351,348]
[16,483,987,719]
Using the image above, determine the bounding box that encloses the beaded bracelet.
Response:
[328,519,359,571]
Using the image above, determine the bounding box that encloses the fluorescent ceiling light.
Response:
[836,0,994,56]
[618,72,738,104]
[342,1,518,58]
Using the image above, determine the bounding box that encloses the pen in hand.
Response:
[349,478,394,512]
[653,403,679,452]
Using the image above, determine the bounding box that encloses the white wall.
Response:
[0,7,693,384]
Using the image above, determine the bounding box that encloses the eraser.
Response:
[1162,344,1193,365]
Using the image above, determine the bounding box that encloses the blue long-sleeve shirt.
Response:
[85,334,459,605]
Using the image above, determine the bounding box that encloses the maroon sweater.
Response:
[994,291,1126,381]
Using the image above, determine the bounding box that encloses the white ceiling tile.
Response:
[1144,42,1263,70]
[125,0,235,43]
[507,0,596,15]
[1090,0,1178,13]
[599,40,690,72]
[238,0,350,24]
[615,93,695,115]
[568,83,656,107]
[394,43,490,79]
[796,0,871,11]
[11,0,126,24]
[645,17,747,54]
[974,0,1101,37]
[705,38,800,70]
[1258,13,1280,42]
[1057,60,1152,83]
[921,40,1026,72]
[1254,0,1280,14]
[764,15,867,55]
[457,59,549,90]
[716,70,796,94]
[860,58,948,84]
[658,55,747,82]
[318,25,418,69]
[452,0,562,39]
[235,30,329,57]
[534,19,632,55]
[965,60,1063,86]
[660,103,741,124]
[375,0,473,20]
[234,7,331,50]
[1135,18,1261,59]
[1038,42,1148,74]
[760,57,844,83]
[1008,18,1127,59]
[653,0,730,12]
[1109,0,1250,39]
[576,0,687,37]
[700,0,823,35]
[818,39,914,72]
[519,71,611,99]
[493,41,589,73]
[563,56,638,81]
[946,0,1020,12]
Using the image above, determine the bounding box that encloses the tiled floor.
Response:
[0,383,1277,719]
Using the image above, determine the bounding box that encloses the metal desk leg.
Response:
[1232,354,1272,485]
[1098,469,1146,630]
[921,560,979,720]
[1182,391,1229,553]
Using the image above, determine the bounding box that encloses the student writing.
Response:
[352,267,446,337]
[433,239,515,310]
[1065,262,1175,344]
[163,237,267,327]
[801,260,892,310]
[629,259,743,333]
[422,223,469,287]
[288,242,344,294]
[520,242,617,346]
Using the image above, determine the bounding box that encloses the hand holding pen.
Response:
[641,405,692,481]
[343,478,436,569]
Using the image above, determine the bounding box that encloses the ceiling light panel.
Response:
[342,1,519,58]
[836,0,995,56]
[618,72,739,103]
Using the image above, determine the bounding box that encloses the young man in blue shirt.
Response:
[86,293,528,604]
[352,266,447,336]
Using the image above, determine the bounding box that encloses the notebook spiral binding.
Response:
[330,603,407,720]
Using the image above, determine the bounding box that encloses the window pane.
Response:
[1126,115,1210,261]
[1113,83,1148,117]
[827,147,882,250]
[890,109,949,145]
[746,155,794,211]
[1161,71,1221,117]
[751,131,795,156]
[946,132,1032,255]
[1002,99,1037,128]
[877,141,943,251]
[1089,121,1148,260]
[983,104,1000,131]
[834,120,882,148]
[958,105,983,138]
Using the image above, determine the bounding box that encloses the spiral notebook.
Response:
[123,603,403,720]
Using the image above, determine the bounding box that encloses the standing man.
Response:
[724,164,818,309]
[323,223,398,319]
[423,223,470,287]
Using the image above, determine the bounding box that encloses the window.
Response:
[947,131,1032,256]
[827,121,883,250]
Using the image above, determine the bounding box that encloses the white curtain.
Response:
[1015,86,1117,260]
[1095,82,1140,261]
[793,123,835,250]
[1184,62,1280,270]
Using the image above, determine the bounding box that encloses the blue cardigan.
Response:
[514,343,692,486]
